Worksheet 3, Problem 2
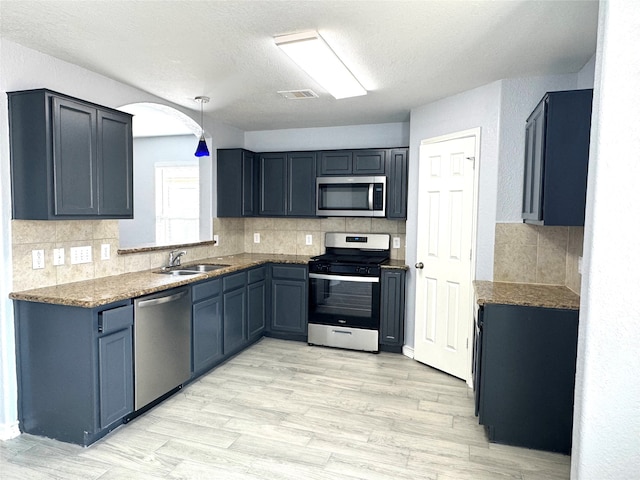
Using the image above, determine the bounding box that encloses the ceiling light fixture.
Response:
[194,96,210,157]
[274,31,367,100]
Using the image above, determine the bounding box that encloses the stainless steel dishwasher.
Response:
[134,286,191,411]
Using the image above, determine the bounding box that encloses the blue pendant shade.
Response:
[194,133,209,157]
[194,96,211,157]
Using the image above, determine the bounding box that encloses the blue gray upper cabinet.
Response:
[318,149,386,175]
[8,89,133,220]
[217,148,257,217]
[522,89,593,226]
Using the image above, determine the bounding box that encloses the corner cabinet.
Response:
[217,149,258,217]
[386,148,408,219]
[268,264,308,341]
[14,300,134,446]
[522,89,593,226]
[8,89,133,220]
[379,269,406,352]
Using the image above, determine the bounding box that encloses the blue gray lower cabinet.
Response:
[267,264,308,342]
[379,269,406,352]
[191,278,223,375]
[14,300,134,446]
[223,271,248,356]
[475,303,579,454]
[247,267,267,340]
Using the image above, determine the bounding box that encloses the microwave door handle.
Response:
[368,183,374,211]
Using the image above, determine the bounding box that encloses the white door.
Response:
[414,130,479,381]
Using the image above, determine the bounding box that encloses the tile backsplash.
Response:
[493,223,584,294]
[12,217,406,292]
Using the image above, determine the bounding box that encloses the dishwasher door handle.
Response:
[137,290,187,308]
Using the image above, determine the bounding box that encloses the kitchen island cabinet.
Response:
[475,302,579,454]
[8,89,133,219]
[14,300,134,446]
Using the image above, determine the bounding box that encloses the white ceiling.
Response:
[0,0,599,132]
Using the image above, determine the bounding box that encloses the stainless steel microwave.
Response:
[316,176,386,217]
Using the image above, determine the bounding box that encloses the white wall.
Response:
[571,1,640,478]
[405,81,502,349]
[0,39,244,438]
[245,122,409,152]
[496,74,577,222]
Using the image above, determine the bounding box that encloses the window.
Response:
[155,164,199,245]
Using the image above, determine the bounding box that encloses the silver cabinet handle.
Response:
[368,183,374,211]
[415,262,424,269]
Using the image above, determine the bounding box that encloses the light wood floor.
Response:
[1,338,570,479]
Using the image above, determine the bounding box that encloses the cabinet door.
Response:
[387,148,408,219]
[287,152,316,216]
[522,100,545,222]
[259,153,287,216]
[242,150,258,216]
[353,149,386,174]
[98,327,133,428]
[223,287,247,354]
[318,151,352,175]
[247,280,266,339]
[97,110,133,217]
[380,270,406,346]
[52,96,98,216]
[271,279,307,335]
[193,295,223,373]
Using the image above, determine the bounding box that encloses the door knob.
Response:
[415,262,424,269]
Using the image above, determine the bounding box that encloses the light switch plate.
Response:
[53,248,65,266]
[213,234,219,246]
[305,234,313,245]
[393,237,401,249]
[101,243,110,260]
[254,233,260,244]
[32,250,45,269]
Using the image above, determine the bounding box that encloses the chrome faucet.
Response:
[168,249,187,268]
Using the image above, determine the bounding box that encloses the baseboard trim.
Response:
[0,421,21,441]
[402,345,415,359]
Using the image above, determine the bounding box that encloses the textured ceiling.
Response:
[0,0,599,131]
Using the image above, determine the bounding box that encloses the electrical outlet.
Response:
[305,234,313,246]
[32,250,45,269]
[70,246,92,264]
[254,233,260,244]
[213,234,219,246]
[53,248,65,266]
[101,243,110,260]
[393,237,401,249]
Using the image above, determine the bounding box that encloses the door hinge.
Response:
[466,338,469,349]
[469,250,472,261]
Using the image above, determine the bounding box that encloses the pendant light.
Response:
[194,96,210,157]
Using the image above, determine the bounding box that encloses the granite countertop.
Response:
[10,253,409,308]
[473,280,580,310]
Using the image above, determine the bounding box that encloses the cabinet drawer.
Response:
[248,267,266,284]
[223,271,247,292]
[98,304,133,334]
[192,279,221,302]
[271,264,307,281]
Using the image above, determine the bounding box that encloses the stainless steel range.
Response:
[308,233,390,353]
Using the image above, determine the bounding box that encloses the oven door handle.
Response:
[309,273,379,283]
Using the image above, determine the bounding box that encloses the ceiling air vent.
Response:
[278,89,319,100]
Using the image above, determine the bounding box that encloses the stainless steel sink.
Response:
[180,264,230,272]
[155,263,230,275]
[156,270,201,276]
